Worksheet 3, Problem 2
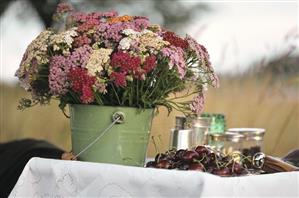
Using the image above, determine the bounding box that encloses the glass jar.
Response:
[170,129,193,150]
[174,116,187,130]
[223,132,245,162]
[191,116,211,146]
[208,133,226,152]
[228,128,265,157]
[201,113,226,134]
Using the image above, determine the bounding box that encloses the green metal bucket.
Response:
[69,104,154,166]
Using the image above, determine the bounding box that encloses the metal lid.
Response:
[225,132,245,142]
[193,116,211,128]
[228,128,265,136]
[209,133,226,141]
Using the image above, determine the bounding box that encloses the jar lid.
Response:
[225,132,245,142]
[193,116,211,127]
[209,133,226,141]
[228,128,265,138]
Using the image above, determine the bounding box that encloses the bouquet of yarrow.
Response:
[16,2,219,116]
[15,3,220,165]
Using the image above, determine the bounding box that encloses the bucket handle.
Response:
[74,111,125,158]
[61,108,70,118]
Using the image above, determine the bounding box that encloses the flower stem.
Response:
[111,84,121,105]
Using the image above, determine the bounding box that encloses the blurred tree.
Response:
[0,0,59,27]
[249,32,299,82]
[247,39,299,94]
[0,0,209,32]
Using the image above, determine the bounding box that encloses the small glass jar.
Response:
[191,116,211,146]
[170,129,193,150]
[201,113,226,134]
[208,133,226,152]
[228,128,265,158]
[223,132,245,162]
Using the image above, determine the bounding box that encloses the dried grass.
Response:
[0,75,298,157]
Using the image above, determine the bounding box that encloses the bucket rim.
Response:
[68,104,155,110]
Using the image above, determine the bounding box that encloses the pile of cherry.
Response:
[146,145,251,176]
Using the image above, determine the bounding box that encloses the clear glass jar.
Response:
[228,128,265,158]
[201,113,226,134]
[191,117,211,146]
[208,133,226,152]
[223,132,245,162]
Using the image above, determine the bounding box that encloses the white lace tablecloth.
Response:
[10,157,299,197]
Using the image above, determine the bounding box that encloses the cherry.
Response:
[178,163,189,170]
[175,149,187,161]
[195,146,211,159]
[182,150,200,162]
[146,161,157,168]
[155,153,168,163]
[165,150,176,161]
[207,153,217,161]
[212,167,231,176]
[156,160,172,169]
[195,146,208,154]
[189,163,205,171]
[146,146,249,177]
[231,163,243,175]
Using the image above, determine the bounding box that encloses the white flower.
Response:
[119,37,133,50]
[64,28,78,46]
[140,29,153,35]
[122,29,139,36]
[50,27,78,51]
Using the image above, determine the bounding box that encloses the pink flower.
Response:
[73,35,91,48]
[143,55,157,73]
[110,72,127,87]
[186,35,212,68]
[56,2,73,14]
[81,85,94,104]
[68,45,92,67]
[71,11,118,23]
[134,67,146,80]
[68,67,96,104]
[162,31,189,50]
[189,94,205,115]
[210,73,220,88]
[161,46,186,79]
[111,51,141,73]
[105,22,135,42]
[133,17,149,31]
[49,55,72,95]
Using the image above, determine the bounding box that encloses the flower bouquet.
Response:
[15,3,219,165]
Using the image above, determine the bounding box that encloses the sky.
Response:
[0,0,298,83]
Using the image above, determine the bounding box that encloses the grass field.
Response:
[0,75,298,157]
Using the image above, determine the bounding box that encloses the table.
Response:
[10,157,299,197]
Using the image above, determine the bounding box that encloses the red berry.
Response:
[175,149,187,161]
[232,163,243,174]
[212,167,231,176]
[189,163,205,171]
[178,163,189,170]
[182,150,199,162]
[195,146,210,156]
[146,161,157,168]
[156,160,172,169]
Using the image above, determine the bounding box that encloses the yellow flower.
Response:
[86,48,113,76]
